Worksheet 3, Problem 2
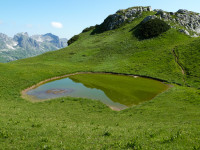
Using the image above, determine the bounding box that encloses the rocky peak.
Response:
[14,32,39,49]
[60,38,68,47]
[43,33,59,41]
[42,33,62,48]
[177,9,190,14]
[99,6,152,31]
[15,32,29,37]
[0,33,9,39]
[0,33,17,50]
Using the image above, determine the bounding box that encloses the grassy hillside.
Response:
[0,11,200,149]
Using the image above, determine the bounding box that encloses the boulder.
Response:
[195,27,200,33]
[179,29,190,35]
[116,9,125,14]
[147,6,152,11]
[191,34,199,37]
[142,15,157,23]
[170,12,175,15]
[156,10,165,15]
[177,9,189,14]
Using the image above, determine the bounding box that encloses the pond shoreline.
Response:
[21,72,172,111]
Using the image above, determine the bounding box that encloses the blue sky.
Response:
[0,0,199,38]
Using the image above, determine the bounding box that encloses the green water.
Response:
[26,73,169,110]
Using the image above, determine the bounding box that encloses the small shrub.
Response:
[125,140,141,150]
[31,123,42,128]
[67,35,80,45]
[103,131,111,137]
[0,129,9,139]
[91,25,105,35]
[136,18,170,39]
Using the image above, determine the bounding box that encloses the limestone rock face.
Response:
[142,8,200,36]
[179,29,190,35]
[142,15,157,23]
[100,6,152,31]
[177,9,189,14]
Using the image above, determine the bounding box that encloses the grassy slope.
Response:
[0,11,200,149]
[175,39,200,88]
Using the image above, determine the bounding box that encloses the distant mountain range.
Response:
[0,32,68,62]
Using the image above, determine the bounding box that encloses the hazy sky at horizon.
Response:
[0,0,199,38]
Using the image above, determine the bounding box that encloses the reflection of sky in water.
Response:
[27,78,128,110]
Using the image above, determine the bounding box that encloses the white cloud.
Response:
[51,22,63,28]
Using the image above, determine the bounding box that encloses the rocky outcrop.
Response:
[99,6,152,31]
[142,15,157,23]
[179,29,190,35]
[151,9,200,36]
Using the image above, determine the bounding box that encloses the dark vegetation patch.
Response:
[134,19,170,40]
[102,131,111,137]
[125,140,142,150]
[91,24,107,35]
[82,26,95,33]
[67,35,80,45]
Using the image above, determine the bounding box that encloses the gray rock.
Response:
[155,8,200,35]
[195,27,200,33]
[191,34,199,37]
[116,9,125,14]
[156,10,165,15]
[147,6,152,11]
[177,9,189,14]
[170,12,175,15]
[179,29,190,35]
[100,6,200,36]
[142,15,157,23]
[100,6,152,31]
[14,33,39,49]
